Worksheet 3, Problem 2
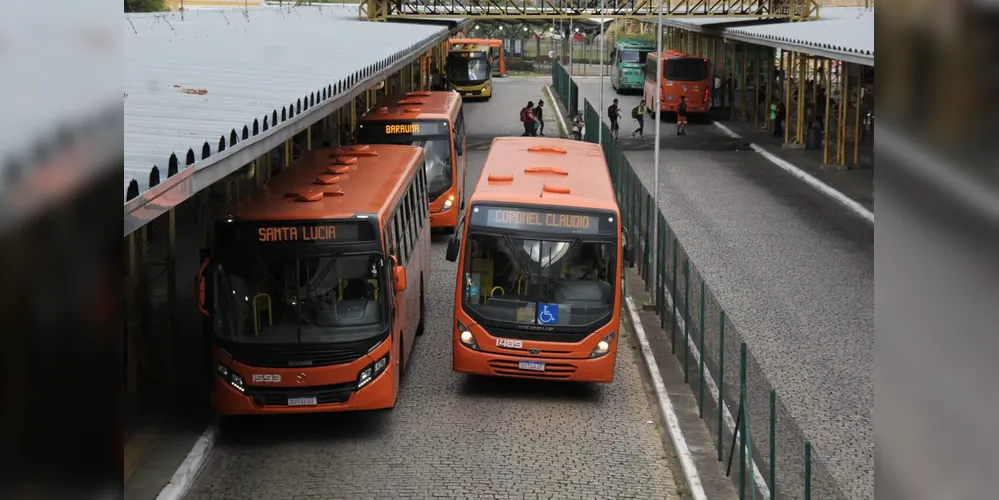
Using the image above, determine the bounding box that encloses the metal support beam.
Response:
[739,43,748,119]
[783,50,808,146]
[359,0,817,21]
[126,234,139,395]
[165,208,177,392]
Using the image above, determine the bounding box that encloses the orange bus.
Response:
[643,50,712,119]
[357,91,468,231]
[196,143,431,415]
[445,137,635,383]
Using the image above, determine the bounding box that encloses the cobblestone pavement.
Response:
[185,79,679,500]
[571,78,874,499]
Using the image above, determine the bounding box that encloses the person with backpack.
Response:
[631,101,647,138]
[676,95,688,136]
[607,99,621,139]
[520,101,538,137]
[533,100,546,136]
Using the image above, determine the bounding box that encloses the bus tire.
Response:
[415,276,426,336]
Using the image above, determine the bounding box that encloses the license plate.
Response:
[518,361,545,372]
[287,396,318,406]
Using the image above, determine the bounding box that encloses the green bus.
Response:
[610,39,656,93]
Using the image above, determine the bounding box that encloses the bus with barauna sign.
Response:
[358,90,468,232]
[197,143,431,415]
[445,137,635,383]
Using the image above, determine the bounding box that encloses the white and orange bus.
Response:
[445,137,635,383]
[197,143,431,415]
[643,50,712,119]
[357,91,468,231]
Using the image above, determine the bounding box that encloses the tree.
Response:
[125,0,167,12]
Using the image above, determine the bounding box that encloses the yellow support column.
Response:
[753,45,762,128]
[165,208,177,393]
[852,66,862,166]
[284,138,292,168]
[125,234,139,395]
[306,125,312,151]
[764,50,773,131]
[739,43,748,120]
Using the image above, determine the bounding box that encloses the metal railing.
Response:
[556,61,848,500]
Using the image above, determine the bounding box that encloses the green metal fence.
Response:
[557,70,847,500]
[552,62,579,117]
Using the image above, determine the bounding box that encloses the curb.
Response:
[624,295,709,500]
[155,420,219,500]
[542,84,571,139]
[712,122,874,224]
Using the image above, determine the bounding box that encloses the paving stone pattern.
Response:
[185,79,678,500]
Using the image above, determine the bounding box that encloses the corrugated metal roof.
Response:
[725,7,873,59]
[643,7,873,64]
[124,4,452,202]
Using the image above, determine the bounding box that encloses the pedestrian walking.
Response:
[676,96,688,136]
[631,101,646,137]
[534,100,546,136]
[520,101,538,137]
[607,98,621,139]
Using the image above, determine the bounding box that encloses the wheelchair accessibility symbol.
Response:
[537,303,559,325]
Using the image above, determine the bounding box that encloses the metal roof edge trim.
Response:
[123,19,470,237]
[721,30,874,66]
[650,19,873,67]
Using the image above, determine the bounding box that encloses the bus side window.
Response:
[418,166,428,220]
[394,212,405,264]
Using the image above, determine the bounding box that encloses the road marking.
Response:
[656,286,772,500]
[712,122,874,224]
[624,296,708,500]
[543,85,570,139]
[155,420,219,500]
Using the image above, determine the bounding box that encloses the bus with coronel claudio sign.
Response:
[196,143,431,415]
[444,137,635,383]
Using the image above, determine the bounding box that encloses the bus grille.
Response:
[246,381,355,406]
[224,344,370,368]
[486,327,590,343]
[488,360,578,379]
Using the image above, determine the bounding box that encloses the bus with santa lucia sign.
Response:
[196,143,431,415]
[445,137,635,383]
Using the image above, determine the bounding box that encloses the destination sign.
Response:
[359,120,450,140]
[469,206,616,236]
[215,220,377,248]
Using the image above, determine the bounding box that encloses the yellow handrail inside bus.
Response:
[253,293,272,336]
[490,286,505,297]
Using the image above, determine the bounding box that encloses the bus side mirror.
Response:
[393,265,407,293]
[625,244,636,268]
[196,256,210,316]
[445,236,460,262]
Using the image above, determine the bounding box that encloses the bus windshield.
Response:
[356,124,454,200]
[213,252,388,343]
[663,58,709,82]
[461,232,616,329]
[619,50,649,64]
[448,54,490,83]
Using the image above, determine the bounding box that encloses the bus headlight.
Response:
[458,321,479,350]
[358,355,389,388]
[441,195,454,212]
[589,331,616,358]
[216,362,245,393]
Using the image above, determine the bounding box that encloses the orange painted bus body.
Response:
[358,91,467,231]
[446,137,632,384]
[199,144,432,416]
[643,50,712,116]
[449,38,506,77]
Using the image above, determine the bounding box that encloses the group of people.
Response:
[519,100,547,137]
[520,94,694,140]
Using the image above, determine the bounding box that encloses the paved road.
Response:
[567,77,874,499]
[185,77,679,500]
